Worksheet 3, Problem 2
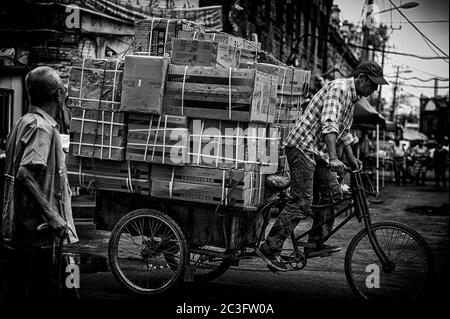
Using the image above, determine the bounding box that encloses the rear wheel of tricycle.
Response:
[108,209,188,295]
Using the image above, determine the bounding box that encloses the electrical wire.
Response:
[388,81,450,88]
[384,75,449,82]
[388,0,449,59]
[386,56,449,80]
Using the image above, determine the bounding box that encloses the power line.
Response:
[386,56,449,80]
[305,33,448,60]
[397,20,449,24]
[388,81,450,88]
[385,75,449,82]
[388,0,449,59]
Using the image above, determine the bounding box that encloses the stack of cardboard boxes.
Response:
[66,17,310,214]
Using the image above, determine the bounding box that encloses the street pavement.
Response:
[63,181,449,302]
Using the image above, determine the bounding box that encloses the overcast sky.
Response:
[333,0,449,107]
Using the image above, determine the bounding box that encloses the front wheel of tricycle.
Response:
[108,209,188,296]
[345,222,434,299]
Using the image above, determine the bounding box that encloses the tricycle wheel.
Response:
[108,209,187,295]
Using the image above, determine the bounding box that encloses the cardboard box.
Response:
[134,18,204,56]
[120,55,169,114]
[67,59,124,112]
[66,154,150,195]
[188,118,280,174]
[69,108,127,161]
[150,165,265,209]
[126,113,189,165]
[203,33,244,48]
[164,65,278,123]
[274,95,303,123]
[170,38,241,69]
[290,68,311,96]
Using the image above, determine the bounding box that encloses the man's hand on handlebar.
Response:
[328,158,347,174]
[349,157,363,171]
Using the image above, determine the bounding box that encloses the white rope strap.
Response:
[235,121,240,169]
[163,19,170,56]
[110,59,121,110]
[258,171,262,204]
[181,66,188,116]
[78,109,86,155]
[100,111,105,159]
[228,67,232,119]
[215,120,222,167]
[151,116,162,162]
[162,115,167,164]
[168,166,175,198]
[221,170,226,202]
[78,158,83,186]
[277,67,287,123]
[196,120,204,165]
[78,58,86,108]
[144,115,153,161]
[127,161,134,193]
[250,171,254,205]
[108,111,114,160]
[148,18,155,54]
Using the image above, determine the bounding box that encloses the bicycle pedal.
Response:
[296,241,316,249]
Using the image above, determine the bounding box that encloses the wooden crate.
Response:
[150,165,265,209]
[120,55,169,114]
[188,118,279,174]
[171,38,241,69]
[66,155,150,195]
[67,58,124,112]
[134,18,204,56]
[69,108,127,161]
[164,65,277,123]
[274,95,303,123]
[126,113,189,166]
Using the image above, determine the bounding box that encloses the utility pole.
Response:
[377,43,386,112]
[391,65,400,121]
[361,0,374,62]
[434,78,439,98]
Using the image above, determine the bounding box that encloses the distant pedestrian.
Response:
[432,142,448,187]
[412,140,429,186]
[393,139,406,186]
[2,66,78,299]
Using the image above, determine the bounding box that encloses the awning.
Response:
[352,97,386,129]
[403,129,428,141]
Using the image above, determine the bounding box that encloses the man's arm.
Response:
[16,165,67,237]
[343,144,362,169]
[324,132,346,173]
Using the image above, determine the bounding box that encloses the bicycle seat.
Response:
[265,175,291,191]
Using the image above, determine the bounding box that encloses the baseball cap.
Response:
[355,61,389,85]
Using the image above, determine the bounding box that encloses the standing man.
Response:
[393,139,407,186]
[412,140,429,186]
[2,66,78,299]
[432,141,448,187]
[256,61,388,271]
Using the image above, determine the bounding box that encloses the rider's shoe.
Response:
[255,247,288,272]
[304,244,341,258]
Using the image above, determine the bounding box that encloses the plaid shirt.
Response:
[285,77,360,164]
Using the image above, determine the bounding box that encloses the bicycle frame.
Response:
[236,170,394,269]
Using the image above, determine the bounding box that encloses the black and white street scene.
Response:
[0,0,449,316]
